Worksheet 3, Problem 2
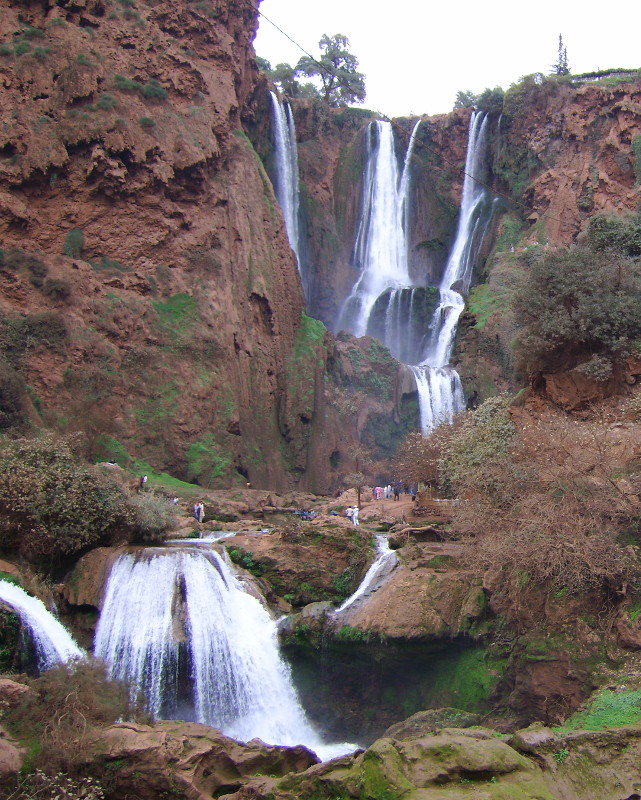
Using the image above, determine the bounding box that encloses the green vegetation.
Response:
[139,116,155,130]
[113,74,168,100]
[513,240,641,376]
[0,435,175,565]
[440,394,516,493]
[63,229,85,260]
[555,688,641,733]
[227,548,265,577]
[185,433,231,487]
[260,34,365,106]
[152,293,199,344]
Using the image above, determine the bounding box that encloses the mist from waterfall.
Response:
[94,547,353,760]
[270,91,301,271]
[340,113,494,433]
[0,579,84,670]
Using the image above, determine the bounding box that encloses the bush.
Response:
[139,115,155,130]
[63,228,85,258]
[42,278,72,301]
[440,395,516,496]
[456,412,640,619]
[127,492,177,544]
[5,661,138,777]
[0,435,131,563]
[512,245,641,374]
[588,212,641,256]
[95,92,118,111]
[139,78,167,99]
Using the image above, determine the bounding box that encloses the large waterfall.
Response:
[270,92,301,270]
[340,113,493,433]
[0,579,83,670]
[95,547,352,760]
[338,120,419,339]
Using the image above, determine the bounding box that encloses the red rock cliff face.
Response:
[496,78,641,245]
[0,0,325,490]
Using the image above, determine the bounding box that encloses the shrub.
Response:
[139,115,155,130]
[139,78,167,99]
[2,771,106,800]
[127,492,177,544]
[512,245,641,374]
[457,413,640,620]
[95,92,118,111]
[0,44,13,57]
[77,52,92,66]
[5,661,138,776]
[0,434,131,563]
[22,26,45,39]
[588,212,641,256]
[14,41,31,56]
[440,395,516,496]
[42,278,72,301]
[63,228,85,258]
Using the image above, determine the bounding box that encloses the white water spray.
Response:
[335,536,397,613]
[270,91,301,269]
[0,580,83,670]
[95,548,354,760]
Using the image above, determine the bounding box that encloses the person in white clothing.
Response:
[352,505,359,526]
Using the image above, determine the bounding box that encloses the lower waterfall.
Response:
[0,579,84,670]
[94,548,354,760]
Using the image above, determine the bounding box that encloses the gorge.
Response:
[2,0,641,797]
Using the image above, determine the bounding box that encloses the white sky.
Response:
[255,0,640,118]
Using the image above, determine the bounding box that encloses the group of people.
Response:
[373,482,406,501]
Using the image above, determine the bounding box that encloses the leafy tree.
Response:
[454,89,477,109]
[296,34,366,107]
[551,34,570,75]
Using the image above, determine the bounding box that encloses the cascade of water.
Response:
[412,111,493,432]
[339,120,420,337]
[335,536,398,613]
[95,548,354,759]
[270,91,301,269]
[0,580,84,670]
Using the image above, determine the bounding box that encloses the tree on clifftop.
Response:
[551,33,570,75]
[296,34,366,107]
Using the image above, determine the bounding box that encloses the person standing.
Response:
[197,503,204,523]
[352,505,359,526]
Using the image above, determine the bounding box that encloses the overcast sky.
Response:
[254,0,640,118]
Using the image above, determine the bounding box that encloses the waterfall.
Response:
[335,536,398,613]
[95,548,353,760]
[0,579,84,670]
[338,120,420,337]
[412,110,493,432]
[270,92,301,270]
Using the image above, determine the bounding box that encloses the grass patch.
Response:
[554,688,641,733]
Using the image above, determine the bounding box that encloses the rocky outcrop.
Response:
[228,723,641,800]
[85,720,318,800]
